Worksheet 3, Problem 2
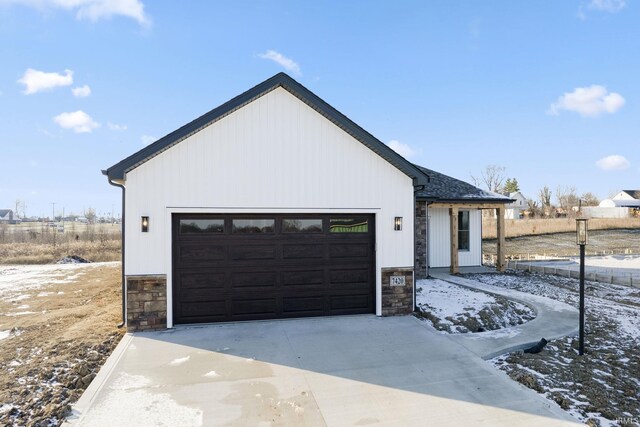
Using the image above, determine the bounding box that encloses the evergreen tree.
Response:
[503,178,520,194]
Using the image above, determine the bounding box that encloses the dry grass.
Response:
[482,217,640,239]
[0,223,121,264]
[0,240,121,264]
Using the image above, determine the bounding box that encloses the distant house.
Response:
[584,190,640,218]
[485,191,525,219]
[0,209,14,224]
[601,190,640,208]
[506,192,527,219]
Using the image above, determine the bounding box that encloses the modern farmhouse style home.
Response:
[103,73,510,331]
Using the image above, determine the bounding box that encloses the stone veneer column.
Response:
[126,275,167,332]
[414,201,428,280]
[381,267,414,316]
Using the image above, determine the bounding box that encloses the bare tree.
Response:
[471,165,506,193]
[581,192,600,207]
[539,185,552,208]
[526,199,541,218]
[556,185,579,213]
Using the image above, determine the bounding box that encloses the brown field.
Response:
[0,223,121,265]
[482,217,640,239]
[0,263,124,425]
[483,228,640,260]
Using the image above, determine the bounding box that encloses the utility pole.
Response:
[51,202,56,248]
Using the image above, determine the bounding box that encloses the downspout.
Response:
[426,202,431,278]
[107,178,126,328]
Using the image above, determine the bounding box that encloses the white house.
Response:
[103,73,510,331]
[606,190,640,207]
[506,191,527,219]
[0,209,14,224]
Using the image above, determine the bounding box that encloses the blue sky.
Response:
[0,0,638,218]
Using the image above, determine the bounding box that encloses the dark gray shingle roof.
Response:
[621,190,640,200]
[414,165,512,204]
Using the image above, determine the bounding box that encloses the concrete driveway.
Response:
[68,316,579,426]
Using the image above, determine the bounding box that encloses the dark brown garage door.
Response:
[172,213,375,324]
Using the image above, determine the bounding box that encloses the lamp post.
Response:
[576,218,588,356]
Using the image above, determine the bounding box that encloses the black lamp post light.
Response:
[576,218,588,356]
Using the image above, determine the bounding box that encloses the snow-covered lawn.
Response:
[415,279,535,333]
[467,271,640,426]
[0,263,116,306]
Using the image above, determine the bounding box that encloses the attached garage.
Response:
[104,72,431,330]
[172,214,375,323]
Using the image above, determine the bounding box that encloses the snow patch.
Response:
[0,330,10,340]
[203,370,219,378]
[168,356,190,366]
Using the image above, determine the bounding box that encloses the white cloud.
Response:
[108,122,127,131]
[53,110,100,133]
[18,68,73,94]
[72,84,91,97]
[258,50,301,76]
[3,0,150,26]
[588,0,626,12]
[596,155,630,171]
[387,140,417,159]
[141,135,156,145]
[547,85,625,117]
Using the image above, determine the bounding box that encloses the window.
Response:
[329,218,368,233]
[458,211,470,251]
[232,219,274,233]
[282,219,323,233]
[180,219,224,234]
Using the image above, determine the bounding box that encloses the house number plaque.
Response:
[390,276,405,286]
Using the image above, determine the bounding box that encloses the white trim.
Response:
[164,207,383,328]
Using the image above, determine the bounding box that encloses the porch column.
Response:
[449,207,459,274]
[497,207,505,272]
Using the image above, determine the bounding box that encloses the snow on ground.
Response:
[0,262,118,303]
[580,254,640,270]
[416,278,535,333]
[468,271,640,426]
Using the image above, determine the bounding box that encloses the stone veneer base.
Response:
[126,275,167,332]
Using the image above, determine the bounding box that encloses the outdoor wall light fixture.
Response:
[141,216,149,232]
[394,217,402,231]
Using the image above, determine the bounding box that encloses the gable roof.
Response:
[621,190,640,200]
[414,165,512,204]
[103,73,429,187]
[0,209,12,217]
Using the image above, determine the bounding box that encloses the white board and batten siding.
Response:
[124,87,416,320]
[428,207,482,268]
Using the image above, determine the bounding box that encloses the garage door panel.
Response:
[281,270,324,286]
[229,245,276,261]
[179,300,227,318]
[231,271,277,287]
[329,243,369,259]
[173,214,375,324]
[179,272,226,289]
[232,299,277,316]
[282,296,325,313]
[178,245,226,262]
[329,268,370,285]
[282,244,324,259]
